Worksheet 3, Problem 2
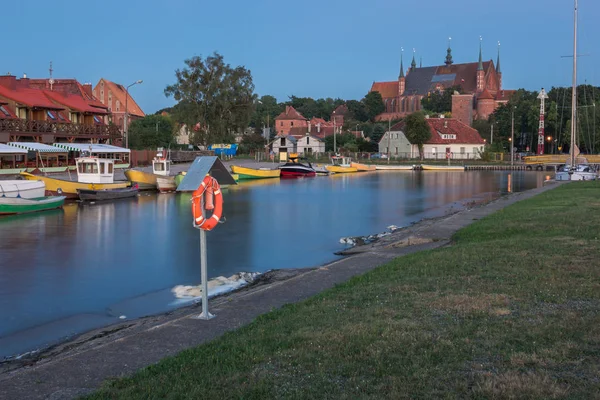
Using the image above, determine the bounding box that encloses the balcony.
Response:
[0,118,121,142]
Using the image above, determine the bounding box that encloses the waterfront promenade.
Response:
[0,181,565,400]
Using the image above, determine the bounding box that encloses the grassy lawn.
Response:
[86,182,600,399]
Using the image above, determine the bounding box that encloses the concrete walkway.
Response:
[0,182,562,400]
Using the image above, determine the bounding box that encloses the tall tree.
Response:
[164,52,256,146]
[404,112,431,160]
[364,91,385,121]
[128,115,176,150]
[346,100,369,122]
[420,85,462,114]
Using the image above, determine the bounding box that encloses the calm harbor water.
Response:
[0,171,549,358]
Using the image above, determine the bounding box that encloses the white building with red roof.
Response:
[379,116,485,160]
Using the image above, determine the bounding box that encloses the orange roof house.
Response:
[274,106,308,136]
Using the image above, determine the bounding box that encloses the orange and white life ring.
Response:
[192,175,223,231]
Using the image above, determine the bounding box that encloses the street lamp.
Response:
[510,106,516,167]
[124,79,143,148]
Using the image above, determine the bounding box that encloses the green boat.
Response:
[0,196,66,215]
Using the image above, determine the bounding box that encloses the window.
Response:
[79,162,98,174]
[108,163,113,174]
[395,147,398,155]
[460,147,466,154]
[280,138,286,146]
[100,90,104,103]
[280,122,283,127]
[47,111,57,120]
[307,148,313,153]
[432,147,437,154]
[17,108,27,119]
[306,137,309,144]
[473,147,478,154]
[58,112,68,122]
[99,162,105,174]
[0,105,10,117]
[116,100,120,111]
[291,122,294,127]
[93,115,103,124]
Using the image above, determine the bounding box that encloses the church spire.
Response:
[411,48,417,71]
[477,36,483,71]
[399,48,404,78]
[445,37,453,66]
[496,41,501,74]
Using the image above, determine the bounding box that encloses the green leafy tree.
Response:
[420,85,462,113]
[346,100,369,122]
[238,133,267,154]
[250,95,282,131]
[164,52,256,146]
[404,112,431,160]
[371,124,386,144]
[128,115,175,150]
[364,91,385,121]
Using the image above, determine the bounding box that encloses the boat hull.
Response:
[231,165,280,179]
[279,164,317,178]
[374,165,414,171]
[0,180,46,199]
[350,162,376,171]
[77,187,139,201]
[0,196,66,215]
[421,165,464,171]
[326,165,358,174]
[157,176,177,193]
[124,169,158,190]
[20,172,130,199]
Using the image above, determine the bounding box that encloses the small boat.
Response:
[312,164,330,176]
[0,195,66,215]
[230,165,280,180]
[421,165,464,171]
[77,185,139,201]
[326,156,358,174]
[124,148,174,190]
[157,176,177,193]
[374,164,414,171]
[350,162,376,172]
[21,155,129,199]
[279,157,316,178]
[555,164,598,181]
[0,180,46,199]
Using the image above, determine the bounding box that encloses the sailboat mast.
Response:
[570,0,578,167]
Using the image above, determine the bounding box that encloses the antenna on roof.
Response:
[49,61,54,91]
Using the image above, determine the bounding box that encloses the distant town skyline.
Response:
[3,0,598,114]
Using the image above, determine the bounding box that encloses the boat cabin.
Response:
[76,156,115,184]
[331,155,352,167]
[152,149,171,176]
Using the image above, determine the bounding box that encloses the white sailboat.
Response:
[556,0,598,181]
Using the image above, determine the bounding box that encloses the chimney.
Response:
[0,75,17,90]
[23,73,27,78]
[440,114,445,119]
[444,120,448,128]
[82,83,93,97]
[425,114,430,119]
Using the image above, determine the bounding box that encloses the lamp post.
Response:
[387,117,391,164]
[124,80,143,149]
[510,107,515,167]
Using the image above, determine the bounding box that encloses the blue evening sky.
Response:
[2,0,598,114]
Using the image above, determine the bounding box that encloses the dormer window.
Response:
[58,112,68,122]
[0,105,10,117]
[47,111,57,120]
[439,132,456,140]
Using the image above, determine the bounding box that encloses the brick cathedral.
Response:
[370,42,515,125]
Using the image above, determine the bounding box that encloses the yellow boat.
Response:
[421,165,465,171]
[350,162,376,172]
[326,156,358,174]
[230,165,280,180]
[124,169,159,190]
[20,156,130,199]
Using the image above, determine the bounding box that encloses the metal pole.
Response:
[196,195,214,320]
[387,117,391,164]
[333,118,337,155]
[511,109,515,167]
[125,89,129,149]
[570,0,578,168]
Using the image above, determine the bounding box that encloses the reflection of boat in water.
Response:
[350,162,376,172]
[231,165,280,180]
[326,156,357,174]
[421,165,464,171]
[279,157,316,178]
[124,148,175,190]
[0,195,66,215]
[21,155,129,199]
[0,180,46,199]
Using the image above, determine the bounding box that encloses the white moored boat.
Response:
[374,164,414,171]
[0,180,46,199]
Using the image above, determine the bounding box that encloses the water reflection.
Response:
[0,171,545,358]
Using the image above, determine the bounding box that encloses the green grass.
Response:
[86,182,600,399]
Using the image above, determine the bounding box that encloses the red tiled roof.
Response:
[310,117,327,124]
[425,118,485,145]
[43,90,109,114]
[478,88,494,100]
[275,106,306,121]
[495,90,515,102]
[370,81,399,98]
[0,85,64,110]
[391,118,484,145]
